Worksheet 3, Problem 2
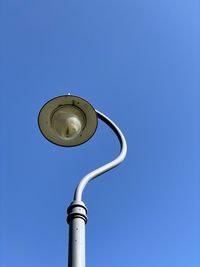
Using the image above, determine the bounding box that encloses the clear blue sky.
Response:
[0,0,199,266]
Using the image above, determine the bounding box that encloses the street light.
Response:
[38,95,127,267]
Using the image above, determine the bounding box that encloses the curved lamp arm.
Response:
[74,110,128,201]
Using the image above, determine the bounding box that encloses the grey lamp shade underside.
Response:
[38,95,98,147]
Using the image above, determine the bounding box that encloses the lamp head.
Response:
[38,95,98,147]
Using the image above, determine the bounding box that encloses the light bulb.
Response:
[51,105,86,140]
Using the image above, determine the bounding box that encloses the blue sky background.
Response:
[0,0,199,266]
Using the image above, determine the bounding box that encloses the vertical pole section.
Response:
[67,201,88,267]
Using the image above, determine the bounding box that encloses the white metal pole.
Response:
[67,110,127,267]
[67,201,87,267]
